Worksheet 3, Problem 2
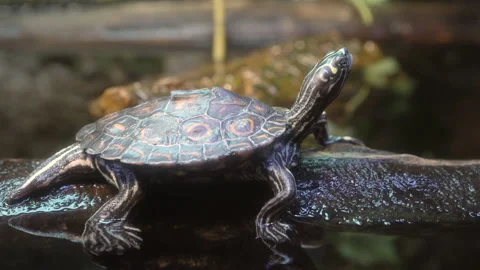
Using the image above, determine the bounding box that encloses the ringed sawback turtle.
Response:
[8,48,359,263]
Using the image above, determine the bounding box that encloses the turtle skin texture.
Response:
[76,87,287,167]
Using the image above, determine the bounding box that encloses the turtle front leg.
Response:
[313,112,364,147]
[256,155,297,264]
[82,158,143,256]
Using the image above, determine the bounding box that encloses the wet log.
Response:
[0,1,479,50]
[2,143,480,269]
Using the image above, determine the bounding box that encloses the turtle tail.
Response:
[7,143,96,204]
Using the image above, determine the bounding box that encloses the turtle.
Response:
[8,48,357,263]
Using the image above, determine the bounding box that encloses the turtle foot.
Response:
[257,221,297,265]
[258,221,295,244]
[325,135,364,146]
[82,218,142,256]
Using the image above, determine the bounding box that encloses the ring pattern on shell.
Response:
[76,88,287,165]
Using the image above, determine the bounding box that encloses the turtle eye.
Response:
[337,57,347,68]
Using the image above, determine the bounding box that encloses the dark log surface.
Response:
[1,143,480,269]
[292,145,480,234]
[1,1,479,50]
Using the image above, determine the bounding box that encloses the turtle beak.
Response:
[322,48,352,102]
[339,48,353,73]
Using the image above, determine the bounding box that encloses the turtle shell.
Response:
[76,87,287,166]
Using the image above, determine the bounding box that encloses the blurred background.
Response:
[0,0,479,269]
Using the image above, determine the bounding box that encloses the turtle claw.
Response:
[82,219,142,256]
[258,221,295,246]
[123,224,142,232]
[125,230,143,241]
[6,188,28,205]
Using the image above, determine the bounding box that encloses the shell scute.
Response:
[179,115,221,144]
[222,113,263,140]
[85,135,114,155]
[247,99,276,118]
[96,111,123,127]
[263,122,285,136]
[249,131,274,146]
[104,116,139,137]
[207,87,250,120]
[148,145,180,164]
[128,98,167,118]
[267,113,288,124]
[120,141,153,164]
[165,89,210,119]
[178,144,205,164]
[79,130,102,149]
[100,138,133,160]
[135,113,179,145]
[76,123,96,141]
[225,138,253,151]
[204,141,229,159]
[263,113,288,136]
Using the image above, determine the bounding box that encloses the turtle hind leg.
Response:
[313,112,364,147]
[7,143,95,203]
[82,158,143,256]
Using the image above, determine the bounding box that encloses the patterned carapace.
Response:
[76,88,287,165]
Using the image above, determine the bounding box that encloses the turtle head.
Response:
[287,48,352,142]
[304,48,352,103]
